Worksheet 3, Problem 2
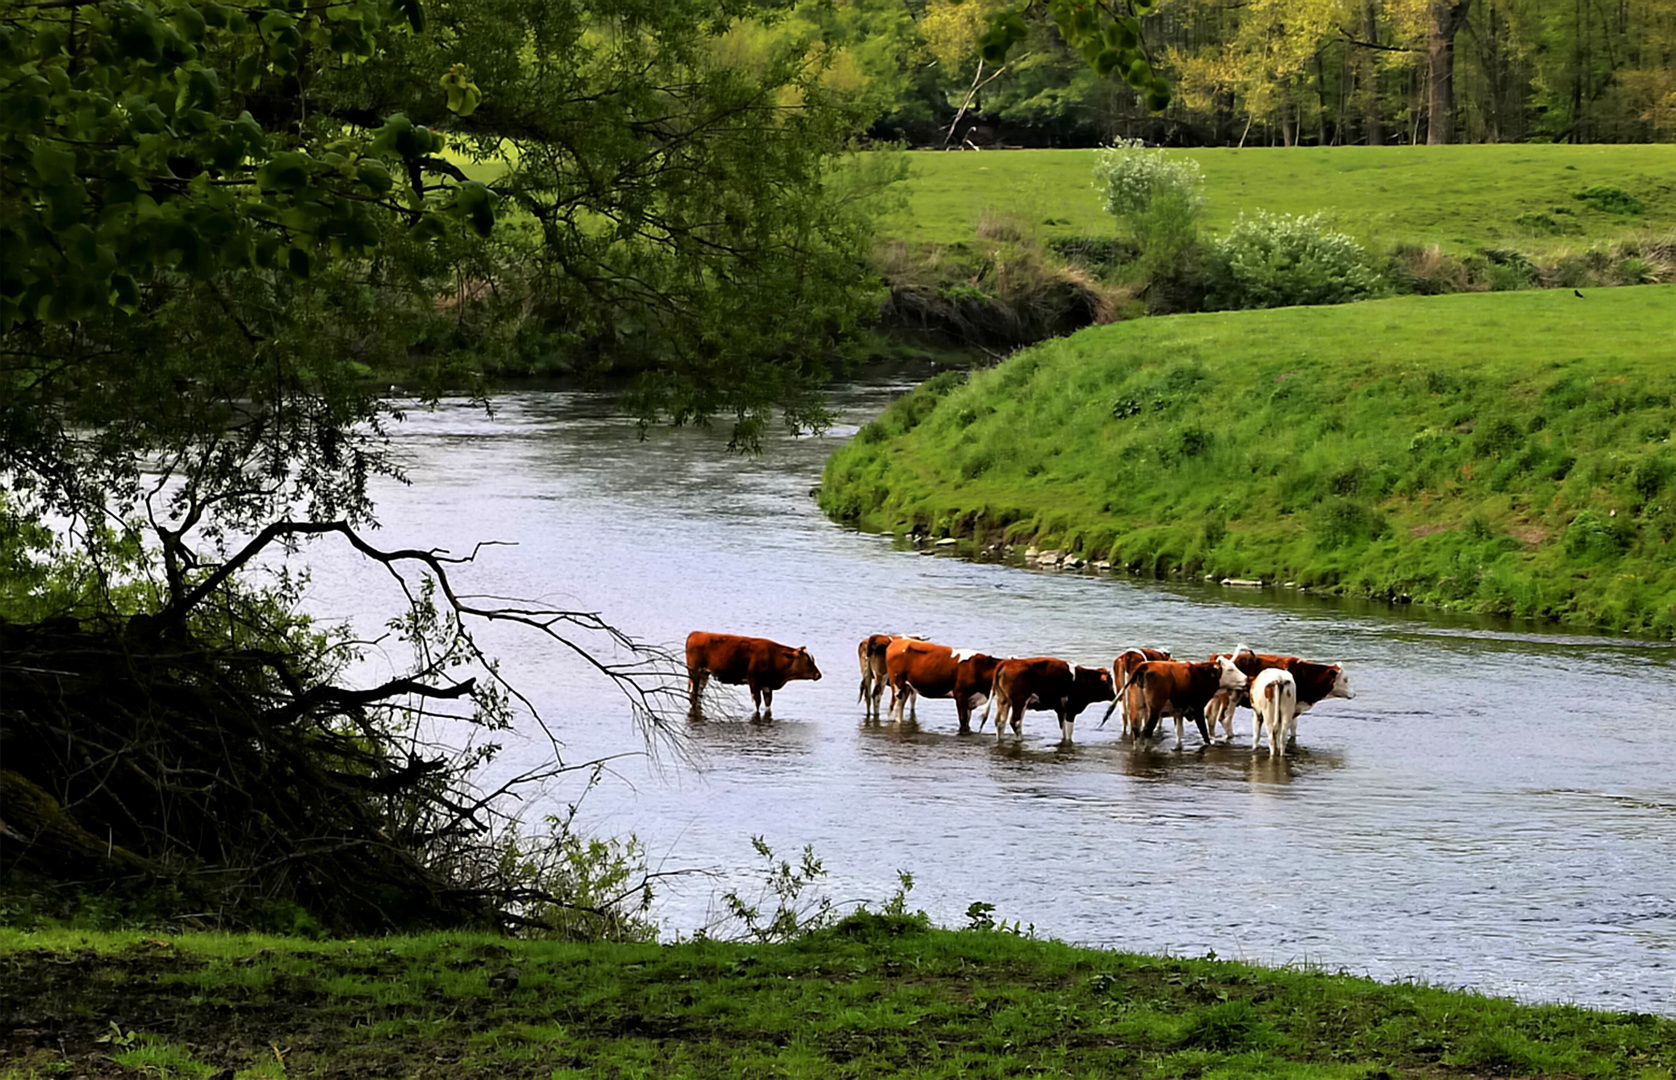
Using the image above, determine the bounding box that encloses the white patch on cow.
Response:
[1331,665,1355,699]
[1215,654,1247,690]
[952,647,981,662]
[1252,668,1299,756]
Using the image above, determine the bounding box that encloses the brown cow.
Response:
[883,638,1003,731]
[858,633,920,720]
[991,658,1115,743]
[1097,647,1172,735]
[685,631,821,719]
[1122,656,1247,750]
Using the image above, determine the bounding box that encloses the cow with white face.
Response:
[1212,645,1356,748]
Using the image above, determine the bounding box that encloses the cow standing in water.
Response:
[1121,656,1247,750]
[990,658,1114,743]
[685,632,821,719]
[858,633,919,720]
[883,638,1003,731]
[1213,646,1356,748]
[1250,667,1300,756]
[1098,647,1172,736]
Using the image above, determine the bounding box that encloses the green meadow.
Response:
[820,285,1676,636]
[6,920,1675,1079]
[886,144,1676,253]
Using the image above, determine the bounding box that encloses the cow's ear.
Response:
[798,646,809,656]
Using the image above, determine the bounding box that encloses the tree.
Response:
[0,0,893,928]
[1424,0,1473,142]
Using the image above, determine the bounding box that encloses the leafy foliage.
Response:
[1202,211,1385,310]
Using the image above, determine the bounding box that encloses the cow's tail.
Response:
[857,643,873,704]
[1100,674,1132,729]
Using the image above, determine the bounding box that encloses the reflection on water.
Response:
[293,387,1676,1017]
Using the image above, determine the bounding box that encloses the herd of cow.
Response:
[683,631,1356,755]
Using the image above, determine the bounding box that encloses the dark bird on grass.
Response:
[1574,289,1585,298]
[487,967,519,993]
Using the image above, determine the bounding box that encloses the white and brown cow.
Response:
[884,638,1004,731]
[1098,646,1172,736]
[1121,656,1248,750]
[1212,646,1356,749]
[990,657,1114,743]
[858,633,921,720]
[1250,667,1300,756]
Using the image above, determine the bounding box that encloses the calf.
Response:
[1122,656,1247,750]
[991,658,1114,743]
[884,638,1003,731]
[685,631,822,719]
[1098,647,1172,735]
[1250,667,1299,756]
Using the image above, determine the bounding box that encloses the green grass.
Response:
[3,919,1674,1079]
[819,285,1676,637]
[886,144,1676,253]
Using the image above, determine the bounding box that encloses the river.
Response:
[294,382,1676,1016]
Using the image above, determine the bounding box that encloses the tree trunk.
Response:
[1426,0,1473,144]
[1363,0,1384,145]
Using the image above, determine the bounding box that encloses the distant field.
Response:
[887,144,1676,252]
[820,285,1676,637]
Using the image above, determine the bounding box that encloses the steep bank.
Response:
[819,286,1676,637]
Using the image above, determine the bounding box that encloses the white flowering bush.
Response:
[1093,138,1205,225]
[1202,212,1387,310]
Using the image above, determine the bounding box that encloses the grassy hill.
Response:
[6,921,1676,1078]
[887,144,1676,253]
[819,285,1676,637]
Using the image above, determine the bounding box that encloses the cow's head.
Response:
[1328,663,1354,700]
[1214,654,1248,691]
[791,646,822,681]
[1075,665,1115,701]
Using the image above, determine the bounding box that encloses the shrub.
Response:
[1203,212,1385,310]
[1093,138,1205,224]
[1093,139,1206,310]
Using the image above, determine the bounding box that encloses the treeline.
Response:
[773,0,1676,147]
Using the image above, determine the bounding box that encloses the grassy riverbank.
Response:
[889,144,1676,252]
[819,286,1676,637]
[5,920,1675,1079]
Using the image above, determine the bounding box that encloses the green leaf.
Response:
[392,0,425,33]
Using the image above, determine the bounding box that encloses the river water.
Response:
[295,383,1676,1016]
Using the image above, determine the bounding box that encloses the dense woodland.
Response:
[804,0,1676,147]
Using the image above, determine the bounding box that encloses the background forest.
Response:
[789,0,1676,147]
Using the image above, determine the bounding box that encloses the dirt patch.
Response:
[1509,525,1548,546]
[1409,523,1453,539]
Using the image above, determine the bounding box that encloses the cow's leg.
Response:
[761,687,774,719]
[688,668,709,716]
[1173,714,1185,751]
[955,695,972,733]
[748,684,762,717]
[1252,709,1263,752]
[1062,712,1075,743]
